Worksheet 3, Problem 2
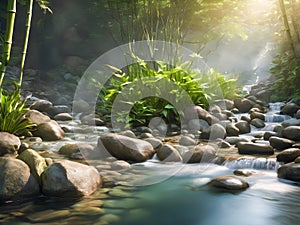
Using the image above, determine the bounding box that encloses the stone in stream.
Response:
[46,105,71,117]
[276,148,300,163]
[237,142,274,155]
[17,149,47,184]
[235,121,251,134]
[278,163,300,182]
[30,99,52,112]
[281,119,300,128]
[111,160,131,170]
[250,111,265,121]
[224,136,252,145]
[118,130,136,138]
[25,109,51,125]
[280,103,300,116]
[282,126,300,141]
[233,98,255,113]
[33,120,65,141]
[187,119,209,132]
[263,131,279,140]
[250,118,265,128]
[212,99,234,110]
[99,133,155,162]
[269,136,295,151]
[41,160,101,197]
[200,123,226,140]
[179,136,196,146]
[184,144,216,163]
[226,123,240,136]
[0,132,21,156]
[0,157,40,200]
[54,112,73,121]
[144,137,162,149]
[184,105,219,125]
[59,143,95,157]
[296,109,300,119]
[233,169,255,177]
[208,175,249,191]
[157,144,182,162]
[81,114,105,126]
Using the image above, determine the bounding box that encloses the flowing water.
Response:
[1,102,300,225]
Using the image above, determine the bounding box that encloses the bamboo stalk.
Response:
[278,0,296,57]
[0,0,17,87]
[18,0,34,87]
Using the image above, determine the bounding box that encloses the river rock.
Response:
[212,99,234,110]
[17,149,47,184]
[30,99,52,112]
[282,126,300,141]
[281,119,300,128]
[144,137,162,149]
[33,120,64,141]
[237,142,274,155]
[41,160,101,197]
[99,133,155,162]
[250,111,265,121]
[200,123,226,140]
[0,157,40,200]
[119,130,136,138]
[179,136,196,146]
[111,160,131,170]
[0,132,21,156]
[188,119,209,132]
[276,148,300,163]
[225,136,252,145]
[255,90,272,102]
[235,121,250,134]
[296,110,300,119]
[46,105,71,117]
[269,137,295,151]
[25,109,51,125]
[263,131,279,140]
[157,144,182,162]
[226,123,240,136]
[208,175,249,191]
[81,114,105,126]
[184,144,216,163]
[281,103,300,116]
[184,105,219,125]
[250,118,265,128]
[234,98,255,113]
[59,143,94,157]
[233,169,255,177]
[72,99,90,113]
[54,113,73,121]
[278,163,300,181]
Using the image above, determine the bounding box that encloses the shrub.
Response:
[0,84,35,135]
[97,58,241,127]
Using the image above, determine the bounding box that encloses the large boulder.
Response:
[281,103,300,116]
[278,163,300,181]
[234,98,255,113]
[200,123,226,140]
[237,142,274,155]
[0,132,21,156]
[157,144,182,162]
[99,133,155,162]
[276,148,300,163]
[17,149,47,184]
[269,137,295,151]
[184,144,216,163]
[281,119,300,128]
[41,160,101,197]
[59,143,94,157]
[226,123,240,136]
[33,120,64,141]
[0,157,40,200]
[25,109,51,125]
[282,126,300,141]
[208,175,249,191]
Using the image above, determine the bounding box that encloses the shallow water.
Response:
[1,163,300,225]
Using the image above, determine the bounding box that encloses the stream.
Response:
[1,102,300,225]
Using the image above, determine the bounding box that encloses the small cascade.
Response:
[223,157,279,170]
[264,102,292,122]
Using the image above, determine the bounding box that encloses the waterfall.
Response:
[223,157,279,170]
[265,102,292,122]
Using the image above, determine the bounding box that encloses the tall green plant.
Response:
[0,0,17,87]
[18,0,33,87]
